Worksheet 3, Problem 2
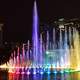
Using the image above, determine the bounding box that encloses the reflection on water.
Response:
[0,70,80,80]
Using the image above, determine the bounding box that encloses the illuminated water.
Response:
[0,1,80,80]
[0,70,80,80]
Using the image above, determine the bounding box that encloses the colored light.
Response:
[53,71,57,74]
[33,71,36,74]
[47,71,50,74]
[21,72,25,74]
[16,72,20,74]
[46,51,50,54]
[27,71,30,75]
[60,70,64,74]
[40,71,44,74]
[0,1,80,77]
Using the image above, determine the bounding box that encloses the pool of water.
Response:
[0,70,80,80]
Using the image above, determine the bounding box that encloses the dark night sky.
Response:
[0,0,80,42]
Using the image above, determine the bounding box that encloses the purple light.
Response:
[32,0,39,65]
[27,71,30,75]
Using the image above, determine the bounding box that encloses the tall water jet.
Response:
[59,28,63,67]
[64,27,70,68]
[53,28,56,49]
[17,47,20,67]
[13,51,16,67]
[40,34,43,66]
[22,44,25,66]
[32,0,39,65]
[73,28,80,69]
[53,28,57,67]
[70,27,80,69]
[27,40,30,61]
[69,27,72,48]
[69,27,73,69]
[46,31,49,64]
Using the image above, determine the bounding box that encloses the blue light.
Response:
[60,70,64,74]
[44,68,45,71]
[37,70,39,73]
[40,71,44,74]
[47,71,50,74]
[45,68,48,72]
[33,71,36,74]
[53,71,57,74]
[47,64,50,67]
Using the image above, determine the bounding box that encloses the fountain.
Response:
[0,0,80,75]
[32,0,39,66]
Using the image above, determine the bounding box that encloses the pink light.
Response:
[27,71,30,75]
[21,72,25,74]
[16,72,20,74]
